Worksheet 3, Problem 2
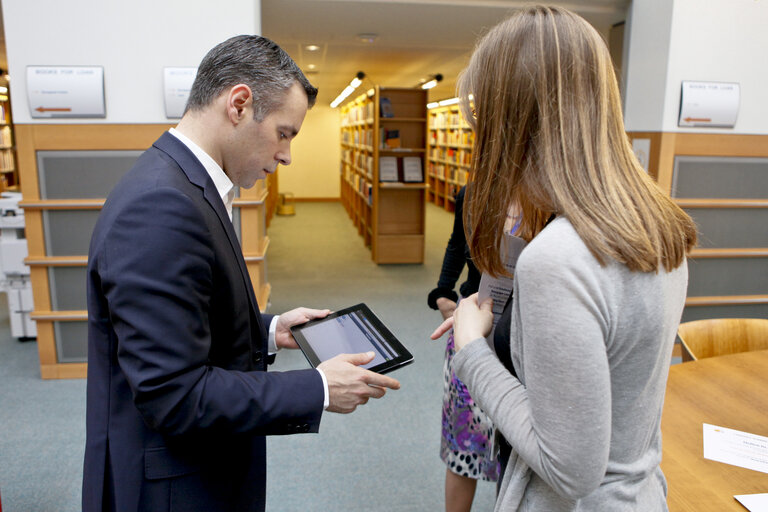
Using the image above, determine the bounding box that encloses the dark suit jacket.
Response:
[83,132,324,512]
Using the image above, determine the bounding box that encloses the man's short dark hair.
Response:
[185,35,318,120]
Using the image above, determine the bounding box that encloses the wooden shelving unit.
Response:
[339,86,427,263]
[0,90,20,191]
[426,104,473,213]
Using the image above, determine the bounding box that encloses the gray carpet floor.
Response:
[0,201,497,511]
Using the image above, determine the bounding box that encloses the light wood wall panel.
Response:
[17,124,273,379]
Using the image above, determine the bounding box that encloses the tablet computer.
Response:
[290,303,413,375]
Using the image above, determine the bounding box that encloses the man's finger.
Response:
[362,371,400,390]
[341,351,376,366]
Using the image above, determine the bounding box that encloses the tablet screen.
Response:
[290,304,413,374]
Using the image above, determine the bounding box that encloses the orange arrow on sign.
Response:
[35,106,72,113]
[684,117,711,123]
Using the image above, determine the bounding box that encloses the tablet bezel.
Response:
[289,303,413,375]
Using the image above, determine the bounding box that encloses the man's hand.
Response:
[275,307,332,350]
[436,297,457,320]
[318,352,401,414]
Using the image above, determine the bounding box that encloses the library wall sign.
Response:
[164,67,197,119]
[678,81,739,128]
[26,66,106,118]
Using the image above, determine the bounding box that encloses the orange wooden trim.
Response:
[293,197,340,202]
[35,321,57,365]
[40,363,87,380]
[674,133,768,157]
[13,123,173,151]
[15,124,41,200]
[243,237,270,262]
[689,248,768,259]
[686,295,768,306]
[25,256,88,266]
[379,182,427,189]
[30,266,51,310]
[676,198,768,208]
[19,199,104,210]
[31,310,88,321]
[24,210,46,258]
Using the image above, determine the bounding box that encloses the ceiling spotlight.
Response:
[331,71,366,108]
[420,73,444,90]
[305,44,320,51]
[307,64,316,70]
[357,33,378,44]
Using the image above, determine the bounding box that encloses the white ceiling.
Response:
[262,0,630,106]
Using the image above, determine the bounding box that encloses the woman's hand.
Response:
[452,293,494,352]
[436,297,457,320]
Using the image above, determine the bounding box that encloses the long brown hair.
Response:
[458,6,696,276]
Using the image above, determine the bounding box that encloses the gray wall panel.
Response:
[55,321,88,363]
[48,267,87,311]
[43,210,100,256]
[672,156,768,199]
[37,151,142,199]
[686,208,768,248]
[687,258,768,297]
[681,304,768,323]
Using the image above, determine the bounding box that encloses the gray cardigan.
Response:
[454,217,687,511]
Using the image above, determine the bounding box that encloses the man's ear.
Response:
[226,84,253,125]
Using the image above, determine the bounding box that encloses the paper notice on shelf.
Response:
[734,494,768,512]
[477,233,527,335]
[403,157,423,182]
[703,424,768,474]
[379,156,398,182]
[27,66,106,118]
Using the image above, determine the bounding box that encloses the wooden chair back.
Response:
[678,318,768,362]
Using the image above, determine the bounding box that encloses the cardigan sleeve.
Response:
[453,230,612,500]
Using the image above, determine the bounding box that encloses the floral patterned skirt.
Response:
[440,331,500,482]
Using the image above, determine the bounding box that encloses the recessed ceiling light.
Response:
[357,33,378,44]
[307,64,316,70]
[305,44,320,52]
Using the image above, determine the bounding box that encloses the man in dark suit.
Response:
[83,35,400,512]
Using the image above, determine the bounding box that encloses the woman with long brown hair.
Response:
[432,6,696,511]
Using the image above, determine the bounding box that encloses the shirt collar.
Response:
[169,127,236,220]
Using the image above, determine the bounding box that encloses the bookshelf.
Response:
[339,86,427,263]
[0,93,19,191]
[426,104,473,212]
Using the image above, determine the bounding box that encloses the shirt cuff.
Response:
[268,315,280,354]
[316,368,330,410]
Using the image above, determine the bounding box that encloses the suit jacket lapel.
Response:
[153,132,264,326]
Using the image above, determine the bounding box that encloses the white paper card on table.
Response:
[703,423,768,474]
[379,156,398,182]
[734,494,768,512]
[477,233,527,337]
[402,157,423,182]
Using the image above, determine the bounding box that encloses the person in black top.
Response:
[428,186,499,512]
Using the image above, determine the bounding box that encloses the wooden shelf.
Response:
[339,86,427,263]
[426,104,473,213]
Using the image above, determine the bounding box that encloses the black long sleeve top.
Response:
[428,186,481,310]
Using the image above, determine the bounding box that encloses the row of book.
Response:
[341,128,375,148]
[429,129,473,147]
[429,147,471,166]
[348,172,373,206]
[429,110,470,129]
[0,126,12,147]
[341,101,375,126]
[428,163,468,185]
[0,149,14,171]
[343,149,374,177]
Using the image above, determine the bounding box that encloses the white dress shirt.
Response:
[168,128,329,409]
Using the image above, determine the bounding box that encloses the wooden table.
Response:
[662,349,768,511]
